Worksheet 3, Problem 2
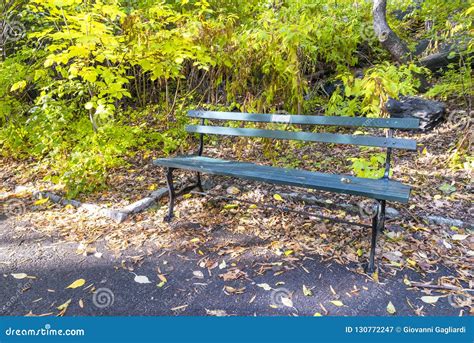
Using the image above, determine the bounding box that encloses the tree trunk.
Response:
[373,0,412,63]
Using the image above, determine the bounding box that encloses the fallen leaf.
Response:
[134,275,152,284]
[78,299,84,308]
[314,312,323,316]
[219,268,247,281]
[11,273,28,279]
[281,297,293,307]
[226,186,240,195]
[386,301,396,314]
[34,198,49,206]
[206,309,229,316]
[171,305,188,311]
[330,300,344,307]
[273,194,283,201]
[257,283,272,291]
[57,299,71,311]
[438,183,456,194]
[66,279,86,289]
[303,285,313,296]
[223,286,245,295]
[218,260,227,269]
[421,296,440,304]
[223,204,238,210]
[193,271,204,279]
[452,234,468,241]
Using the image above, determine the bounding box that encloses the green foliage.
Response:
[327,63,427,117]
[0,0,470,195]
[348,152,387,179]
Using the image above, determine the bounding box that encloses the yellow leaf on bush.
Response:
[10,80,27,92]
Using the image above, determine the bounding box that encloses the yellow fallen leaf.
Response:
[314,312,323,316]
[223,204,238,210]
[182,193,192,199]
[57,299,71,311]
[386,301,396,314]
[303,285,313,296]
[34,198,49,206]
[64,204,75,210]
[330,300,344,307]
[406,258,417,267]
[357,248,363,257]
[190,238,200,243]
[273,194,283,201]
[249,204,258,209]
[148,184,157,191]
[284,249,293,256]
[66,279,86,289]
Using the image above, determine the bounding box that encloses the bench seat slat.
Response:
[186,125,417,150]
[153,156,412,203]
[188,110,420,129]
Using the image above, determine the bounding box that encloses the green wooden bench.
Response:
[153,110,419,272]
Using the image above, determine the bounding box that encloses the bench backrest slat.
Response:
[188,110,420,130]
[186,125,417,150]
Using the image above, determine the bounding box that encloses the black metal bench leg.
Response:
[196,172,204,192]
[164,168,176,222]
[367,200,386,273]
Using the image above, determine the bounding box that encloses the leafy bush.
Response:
[0,0,470,195]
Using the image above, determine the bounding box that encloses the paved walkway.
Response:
[0,214,466,316]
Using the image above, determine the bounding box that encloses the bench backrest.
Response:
[186,110,419,151]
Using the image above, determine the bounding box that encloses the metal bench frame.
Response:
[157,110,419,273]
